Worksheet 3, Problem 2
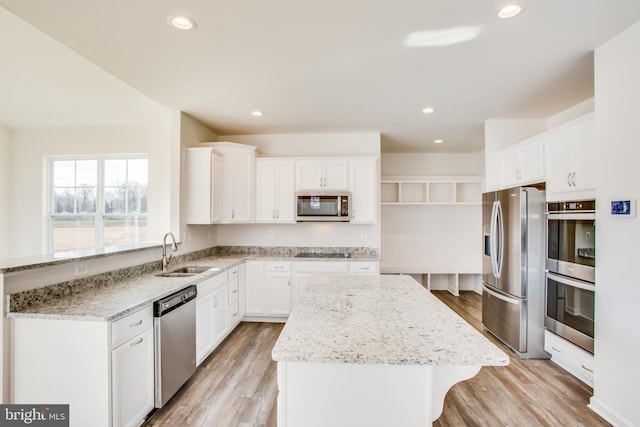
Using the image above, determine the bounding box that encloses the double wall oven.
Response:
[545,200,595,353]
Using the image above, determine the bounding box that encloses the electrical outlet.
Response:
[267,230,274,238]
[360,231,367,238]
[74,264,88,276]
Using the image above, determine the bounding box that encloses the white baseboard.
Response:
[589,396,637,427]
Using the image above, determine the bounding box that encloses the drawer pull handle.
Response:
[581,364,594,373]
[129,320,143,327]
[130,337,144,347]
[232,289,238,294]
[551,346,562,353]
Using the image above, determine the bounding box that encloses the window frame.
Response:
[48,154,149,253]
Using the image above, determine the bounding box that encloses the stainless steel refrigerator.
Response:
[482,186,548,359]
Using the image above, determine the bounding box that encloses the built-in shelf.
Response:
[381,176,483,205]
[381,176,484,296]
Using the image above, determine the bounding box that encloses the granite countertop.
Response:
[271,274,509,367]
[7,252,379,322]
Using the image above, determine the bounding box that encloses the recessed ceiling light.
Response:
[434,139,444,144]
[497,3,524,19]
[167,15,197,30]
[251,111,263,117]
[405,26,482,47]
[422,107,436,114]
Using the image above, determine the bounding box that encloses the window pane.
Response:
[105,159,127,186]
[104,186,126,213]
[127,159,148,185]
[52,160,76,187]
[52,216,95,252]
[128,183,147,213]
[104,216,148,247]
[53,188,75,213]
[76,160,97,186]
[75,186,97,213]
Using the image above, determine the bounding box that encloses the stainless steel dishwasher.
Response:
[154,285,197,408]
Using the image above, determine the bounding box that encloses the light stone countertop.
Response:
[271,274,509,366]
[7,253,379,322]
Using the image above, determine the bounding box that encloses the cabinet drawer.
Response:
[228,266,240,279]
[228,300,239,325]
[112,306,153,348]
[293,262,349,273]
[266,262,291,272]
[228,278,239,304]
[544,330,594,386]
[197,271,228,297]
[349,262,379,274]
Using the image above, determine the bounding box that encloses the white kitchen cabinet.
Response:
[196,271,229,366]
[206,142,257,223]
[185,147,223,224]
[211,283,229,346]
[296,159,349,190]
[349,261,379,274]
[266,262,292,316]
[112,326,154,427]
[255,159,296,223]
[12,306,154,427]
[500,136,545,188]
[238,263,246,319]
[545,113,596,201]
[544,330,594,387]
[228,266,240,329]
[244,260,266,316]
[349,158,378,223]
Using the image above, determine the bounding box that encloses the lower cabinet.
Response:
[544,330,594,387]
[12,305,154,427]
[266,262,293,316]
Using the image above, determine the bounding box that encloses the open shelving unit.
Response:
[380,176,484,296]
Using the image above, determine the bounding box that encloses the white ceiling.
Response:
[2,1,640,153]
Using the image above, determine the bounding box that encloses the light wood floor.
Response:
[144,291,610,427]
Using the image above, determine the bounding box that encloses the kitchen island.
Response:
[271,274,509,427]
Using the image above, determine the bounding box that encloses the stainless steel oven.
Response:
[545,271,594,353]
[545,199,595,353]
[546,200,595,283]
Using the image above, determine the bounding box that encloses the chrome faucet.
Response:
[162,232,178,271]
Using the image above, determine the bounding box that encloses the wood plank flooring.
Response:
[144,291,609,427]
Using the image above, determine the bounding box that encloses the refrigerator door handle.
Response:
[483,283,519,305]
[490,200,504,279]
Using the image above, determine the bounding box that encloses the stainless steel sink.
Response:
[155,266,219,278]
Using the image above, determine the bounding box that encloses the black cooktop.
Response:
[294,253,351,259]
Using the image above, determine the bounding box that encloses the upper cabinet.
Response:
[185,147,223,224]
[207,142,257,223]
[255,159,296,223]
[349,158,378,223]
[545,113,596,201]
[500,136,545,188]
[296,159,349,190]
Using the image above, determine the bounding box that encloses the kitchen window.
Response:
[49,156,148,253]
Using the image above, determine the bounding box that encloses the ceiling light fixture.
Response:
[434,139,444,144]
[167,15,197,30]
[422,107,436,114]
[251,111,263,117]
[405,26,481,47]
[497,3,524,19]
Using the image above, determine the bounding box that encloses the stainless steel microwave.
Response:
[296,191,351,222]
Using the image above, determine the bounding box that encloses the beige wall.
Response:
[0,124,10,259]
[381,151,484,177]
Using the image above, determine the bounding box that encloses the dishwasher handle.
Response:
[154,285,197,317]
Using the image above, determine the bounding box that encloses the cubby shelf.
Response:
[381,176,483,205]
[381,176,484,296]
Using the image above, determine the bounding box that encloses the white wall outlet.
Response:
[267,230,274,238]
[360,231,367,238]
[187,232,192,242]
[74,264,88,276]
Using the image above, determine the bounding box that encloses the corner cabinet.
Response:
[255,159,296,223]
[296,159,349,190]
[544,113,596,202]
[205,142,257,223]
[185,147,223,224]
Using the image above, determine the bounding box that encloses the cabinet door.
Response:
[212,285,229,345]
[266,272,292,316]
[292,273,312,308]
[186,148,222,224]
[275,161,296,222]
[255,160,277,222]
[211,153,223,223]
[238,263,247,319]
[571,118,596,194]
[296,161,324,190]
[323,160,349,189]
[349,159,377,223]
[500,147,521,188]
[519,138,544,184]
[112,328,154,427]
[229,149,254,222]
[244,261,266,315]
[196,293,215,365]
[545,127,575,195]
